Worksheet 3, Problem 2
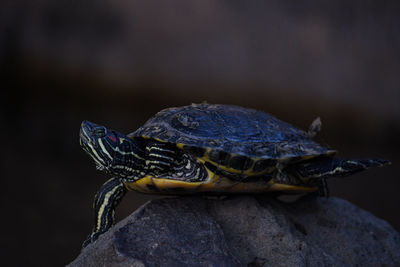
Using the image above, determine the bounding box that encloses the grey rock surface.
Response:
[69,195,400,267]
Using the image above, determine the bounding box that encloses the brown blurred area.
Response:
[1,1,399,266]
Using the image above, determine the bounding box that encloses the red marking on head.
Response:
[108,135,117,142]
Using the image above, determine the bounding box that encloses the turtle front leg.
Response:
[82,177,127,248]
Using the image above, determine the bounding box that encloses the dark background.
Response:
[1,1,399,266]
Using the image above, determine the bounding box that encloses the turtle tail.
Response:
[292,157,390,197]
[294,157,390,179]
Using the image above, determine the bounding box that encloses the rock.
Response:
[68,195,400,267]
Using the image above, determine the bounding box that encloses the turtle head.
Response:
[79,120,131,173]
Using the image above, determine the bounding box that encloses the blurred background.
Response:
[1,1,399,266]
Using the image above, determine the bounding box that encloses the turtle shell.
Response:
[131,104,334,161]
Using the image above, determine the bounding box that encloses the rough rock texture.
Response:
[69,196,400,267]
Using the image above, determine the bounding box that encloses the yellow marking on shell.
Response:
[153,178,203,189]
[124,177,151,193]
[198,149,273,176]
[124,152,318,194]
[125,175,203,192]
[125,174,317,194]
[267,183,318,192]
[176,144,336,177]
[95,184,122,232]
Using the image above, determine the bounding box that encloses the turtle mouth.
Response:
[80,121,93,146]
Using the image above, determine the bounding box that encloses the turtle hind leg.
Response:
[295,157,390,179]
[82,177,127,248]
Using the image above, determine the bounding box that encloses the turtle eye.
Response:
[94,128,106,138]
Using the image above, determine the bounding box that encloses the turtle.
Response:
[79,103,389,247]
